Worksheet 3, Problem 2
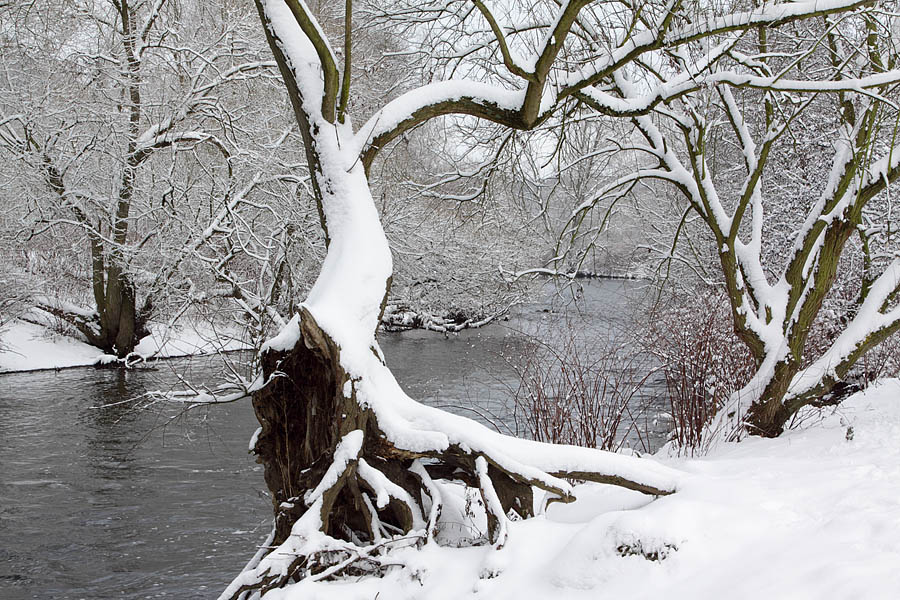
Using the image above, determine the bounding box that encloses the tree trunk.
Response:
[252,306,378,547]
[221,5,683,596]
[97,264,144,357]
[35,260,146,358]
[224,145,681,598]
[744,389,795,438]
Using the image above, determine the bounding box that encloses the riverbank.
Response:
[3,306,899,598]
[0,318,249,373]
[258,380,900,600]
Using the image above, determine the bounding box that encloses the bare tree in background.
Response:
[561,11,900,437]
[0,0,282,356]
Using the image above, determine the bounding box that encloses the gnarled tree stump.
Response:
[221,307,681,599]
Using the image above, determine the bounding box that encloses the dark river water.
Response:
[0,280,667,599]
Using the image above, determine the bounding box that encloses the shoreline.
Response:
[0,318,249,375]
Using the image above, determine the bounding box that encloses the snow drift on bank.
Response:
[259,380,900,600]
[0,318,248,373]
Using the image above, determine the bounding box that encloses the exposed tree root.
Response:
[221,308,680,599]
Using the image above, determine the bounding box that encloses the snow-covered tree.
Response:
[218,1,897,596]
[562,12,900,437]
[0,0,282,356]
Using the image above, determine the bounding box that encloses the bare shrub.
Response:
[505,320,656,452]
[644,289,755,454]
[0,261,35,352]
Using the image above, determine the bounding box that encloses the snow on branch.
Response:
[862,142,900,195]
[785,258,900,404]
[259,0,341,122]
[132,60,276,157]
[138,0,168,50]
[558,0,876,98]
[355,82,527,168]
[304,430,365,505]
[581,68,900,118]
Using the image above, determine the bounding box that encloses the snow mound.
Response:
[0,319,250,372]
[0,320,103,372]
[264,380,900,600]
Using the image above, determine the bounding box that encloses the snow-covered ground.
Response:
[262,381,900,600]
[0,318,249,373]
[0,319,103,372]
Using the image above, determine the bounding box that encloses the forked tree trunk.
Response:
[742,316,900,438]
[743,372,797,438]
[35,150,146,357]
[35,260,147,358]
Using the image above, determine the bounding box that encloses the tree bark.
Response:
[36,263,147,358]
[98,264,140,357]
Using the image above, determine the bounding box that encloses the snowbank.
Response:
[0,320,104,372]
[132,322,248,359]
[260,380,900,600]
[0,319,249,373]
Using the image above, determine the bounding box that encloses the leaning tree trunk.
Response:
[219,3,685,596]
[220,108,682,598]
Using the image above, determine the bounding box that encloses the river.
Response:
[0,279,668,599]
